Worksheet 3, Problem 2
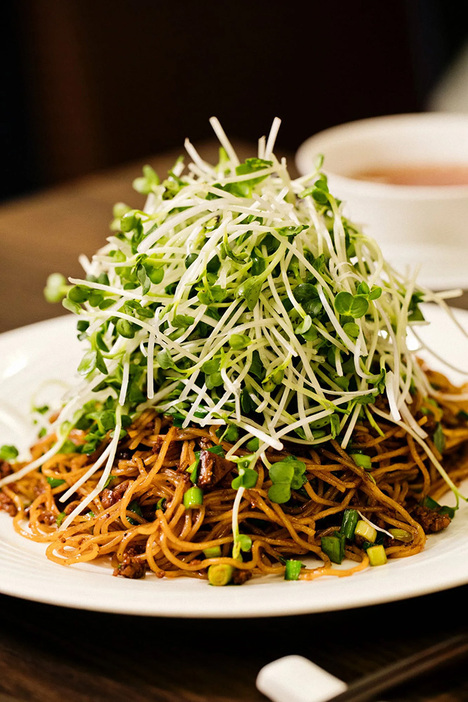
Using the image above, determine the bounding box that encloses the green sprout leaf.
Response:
[231,455,258,490]
[343,322,359,339]
[246,437,260,452]
[44,273,68,303]
[229,334,251,350]
[133,164,160,194]
[335,292,369,318]
[293,284,322,316]
[207,444,225,456]
[217,424,239,443]
[172,314,195,329]
[237,277,264,311]
[268,456,307,504]
[295,315,312,335]
[156,350,177,370]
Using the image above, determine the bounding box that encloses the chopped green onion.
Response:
[388,528,412,543]
[127,500,142,516]
[374,530,385,546]
[361,540,375,551]
[350,453,372,470]
[367,544,387,566]
[433,423,446,453]
[203,545,222,558]
[208,563,234,586]
[126,500,143,525]
[187,452,201,483]
[321,532,345,564]
[0,445,19,461]
[156,497,166,512]
[340,508,359,539]
[183,486,203,509]
[354,519,377,543]
[284,559,303,580]
[46,476,66,488]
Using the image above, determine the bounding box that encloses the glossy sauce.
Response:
[350,164,468,186]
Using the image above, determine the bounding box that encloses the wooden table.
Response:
[1,142,468,702]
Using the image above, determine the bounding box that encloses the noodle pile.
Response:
[2,121,468,585]
[2,367,468,583]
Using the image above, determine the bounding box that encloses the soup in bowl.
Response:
[295,113,468,289]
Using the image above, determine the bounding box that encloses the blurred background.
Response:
[2,0,468,202]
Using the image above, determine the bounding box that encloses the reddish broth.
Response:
[350,165,468,186]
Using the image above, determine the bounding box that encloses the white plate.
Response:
[0,310,468,618]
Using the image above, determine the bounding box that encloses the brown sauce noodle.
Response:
[2,368,468,583]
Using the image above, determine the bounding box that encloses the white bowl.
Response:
[295,113,468,290]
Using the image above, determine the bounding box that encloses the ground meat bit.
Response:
[33,482,46,497]
[353,533,367,548]
[64,500,81,515]
[113,547,146,579]
[151,436,164,452]
[37,510,56,526]
[166,446,184,464]
[232,569,252,585]
[0,492,17,516]
[116,447,133,461]
[0,461,12,480]
[101,480,131,509]
[411,505,451,533]
[196,446,235,488]
[198,450,215,487]
[152,435,181,464]
[155,437,168,456]
[100,489,114,509]
[214,454,236,484]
